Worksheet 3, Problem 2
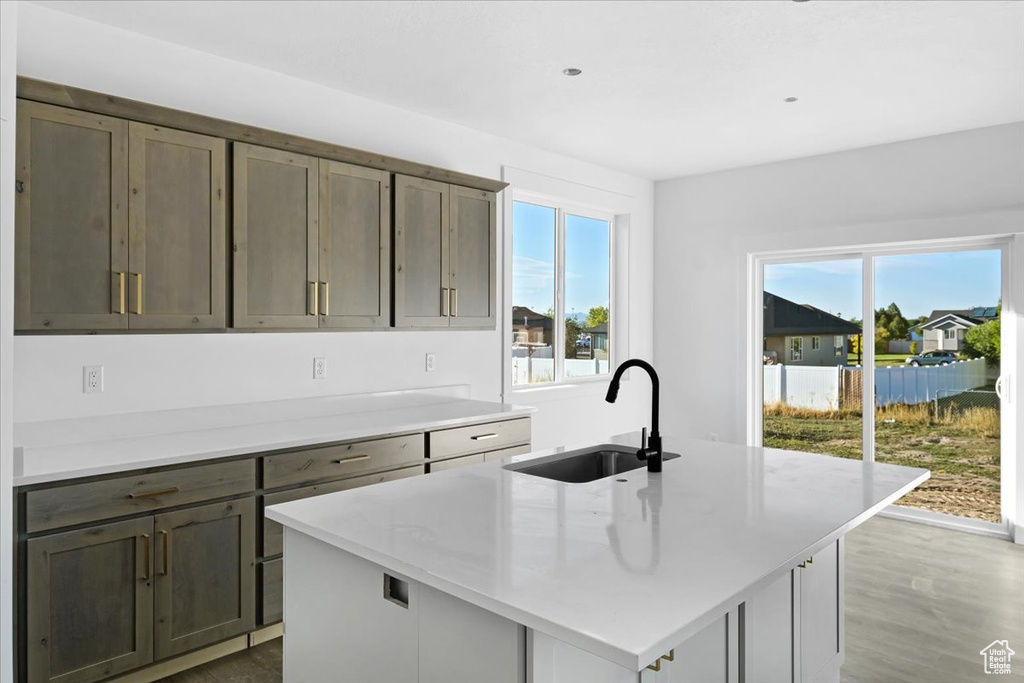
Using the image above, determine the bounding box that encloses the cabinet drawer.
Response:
[25,459,255,533]
[263,434,424,489]
[428,453,484,473]
[261,465,424,557]
[428,418,530,460]
[261,559,283,625]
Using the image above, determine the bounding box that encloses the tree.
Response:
[909,341,919,355]
[875,326,891,354]
[875,302,909,341]
[584,306,609,329]
[964,303,1001,364]
[564,318,582,359]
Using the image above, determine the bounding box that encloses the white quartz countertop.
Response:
[13,387,535,486]
[267,434,929,671]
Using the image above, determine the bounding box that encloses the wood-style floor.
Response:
[160,517,1024,683]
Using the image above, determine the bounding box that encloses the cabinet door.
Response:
[15,100,129,331]
[449,185,496,328]
[800,542,840,682]
[233,143,318,329]
[744,571,794,683]
[128,123,226,329]
[153,498,256,659]
[26,517,153,683]
[394,174,450,327]
[318,160,390,329]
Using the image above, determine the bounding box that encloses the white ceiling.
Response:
[29,0,1024,180]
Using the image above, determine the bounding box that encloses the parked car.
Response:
[905,350,957,366]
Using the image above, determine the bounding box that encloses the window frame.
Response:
[788,336,803,362]
[811,336,821,351]
[834,335,844,357]
[508,193,616,390]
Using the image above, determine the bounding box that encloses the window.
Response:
[511,199,612,386]
[811,336,820,351]
[944,329,956,340]
[834,335,844,357]
[788,336,803,361]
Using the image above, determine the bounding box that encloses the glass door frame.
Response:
[747,235,1018,540]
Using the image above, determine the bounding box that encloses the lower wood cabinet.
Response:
[26,517,153,683]
[153,499,256,659]
[23,497,256,683]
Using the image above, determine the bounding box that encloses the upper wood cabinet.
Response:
[317,160,390,329]
[232,144,318,329]
[128,123,227,329]
[394,175,495,329]
[15,101,227,332]
[233,144,391,330]
[15,100,129,331]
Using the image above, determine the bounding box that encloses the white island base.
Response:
[281,526,843,683]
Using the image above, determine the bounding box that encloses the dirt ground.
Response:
[763,409,1000,523]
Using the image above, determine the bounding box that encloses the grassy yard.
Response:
[846,352,911,367]
[763,403,1000,522]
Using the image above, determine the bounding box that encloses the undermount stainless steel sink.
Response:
[505,444,680,484]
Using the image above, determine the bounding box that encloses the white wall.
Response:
[653,122,1024,538]
[0,3,18,679]
[12,4,654,450]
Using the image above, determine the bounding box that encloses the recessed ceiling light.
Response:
[562,68,582,77]
[784,97,799,103]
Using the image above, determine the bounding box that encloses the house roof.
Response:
[763,292,861,336]
[586,322,608,335]
[511,306,553,329]
[919,312,983,330]
[920,307,997,328]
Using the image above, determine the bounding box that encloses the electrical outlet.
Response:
[313,357,327,380]
[83,365,103,394]
[709,433,719,442]
[425,353,436,372]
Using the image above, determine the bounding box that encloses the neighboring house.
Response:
[584,322,609,361]
[763,292,862,367]
[511,306,553,348]
[918,307,997,352]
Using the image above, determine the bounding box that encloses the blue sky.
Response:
[512,201,609,318]
[764,250,1001,321]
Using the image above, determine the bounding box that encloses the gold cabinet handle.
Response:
[320,281,330,316]
[451,288,458,317]
[131,272,143,314]
[308,281,319,316]
[112,272,126,314]
[141,534,151,580]
[441,287,450,316]
[333,454,370,465]
[129,486,180,500]
[471,433,499,441]
[158,530,170,576]
[806,556,814,564]
[646,649,675,671]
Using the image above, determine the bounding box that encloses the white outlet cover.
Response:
[313,357,327,380]
[83,365,104,394]
[425,353,436,372]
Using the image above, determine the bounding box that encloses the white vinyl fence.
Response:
[511,357,610,385]
[764,359,987,410]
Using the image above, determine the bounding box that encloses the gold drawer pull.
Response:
[662,649,675,662]
[471,433,499,441]
[647,659,661,672]
[320,281,330,316]
[333,454,371,465]
[441,287,450,316]
[646,649,675,671]
[308,281,319,316]
[112,272,126,314]
[451,288,458,317]
[129,486,180,500]
[806,556,814,564]
[132,272,143,314]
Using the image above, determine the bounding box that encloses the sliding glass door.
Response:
[755,243,1011,531]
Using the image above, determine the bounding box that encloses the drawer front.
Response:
[263,434,424,489]
[482,444,532,462]
[26,459,256,533]
[261,559,283,625]
[428,418,531,460]
[261,464,424,557]
[429,453,484,473]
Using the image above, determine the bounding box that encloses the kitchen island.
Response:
[266,434,928,683]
